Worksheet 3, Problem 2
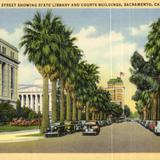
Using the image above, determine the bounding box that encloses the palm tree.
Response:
[56,27,79,122]
[75,62,99,121]
[20,11,61,132]
[56,26,82,121]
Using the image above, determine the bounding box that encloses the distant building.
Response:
[0,38,19,107]
[106,77,125,108]
[18,84,52,113]
[18,83,60,113]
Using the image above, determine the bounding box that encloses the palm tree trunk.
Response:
[72,93,77,121]
[98,113,100,120]
[104,113,107,120]
[86,103,89,121]
[41,76,49,133]
[66,91,71,121]
[92,112,95,120]
[143,106,147,121]
[153,93,157,120]
[60,79,65,122]
[51,80,57,122]
[158,93,160,120]
[78,109,82,120]
[100,111,103,120]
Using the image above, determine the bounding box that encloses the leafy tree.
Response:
[109,102,123,118]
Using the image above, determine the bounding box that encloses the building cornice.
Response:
[0,38,18,52]
[0,52,20,64]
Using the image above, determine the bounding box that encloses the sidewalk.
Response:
[0,129,44,143]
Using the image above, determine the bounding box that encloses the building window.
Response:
[11,51,14,59]
[2,47,6,54]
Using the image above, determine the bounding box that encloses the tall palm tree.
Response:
[75,62,99,121]
[57,26,82,121]
[20,11,61,132]
[57,27,77,122]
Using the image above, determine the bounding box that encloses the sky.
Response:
[1,8,160,111]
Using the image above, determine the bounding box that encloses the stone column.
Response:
[4,63,8,97]
[30,94,33,110]
[21,94,24,107]
[0,62,2,96]
[35,94,38,112]
[8,64,11,98]
[26,94,29,107]
[14,67,18,100]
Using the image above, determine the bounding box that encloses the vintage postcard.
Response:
[0,0,160,159]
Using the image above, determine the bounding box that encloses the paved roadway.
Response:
[0,122,160,153]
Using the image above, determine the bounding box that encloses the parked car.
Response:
[148,120,156,131]
[141,120,146,126]
[45,122,65,137]
[80,120,86,127]
[82,121,100,136]
[107,119,112,125]
[72,121,83,132]
[64,121,75,134]
[154,121,160,135]
[97,120,104,127]
[144,120,150,128]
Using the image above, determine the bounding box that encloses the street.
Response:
[0,122,160,153]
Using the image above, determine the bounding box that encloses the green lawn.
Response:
[0,125,39,132]
[18,133,43,137]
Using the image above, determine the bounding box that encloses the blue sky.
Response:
[0,8,160,110]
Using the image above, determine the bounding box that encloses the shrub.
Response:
[16,100,21,118]
[0,101,16,123]
[28,111,38,120]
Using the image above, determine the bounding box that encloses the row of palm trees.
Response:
[20,11,112,133]
[130,18,160,121]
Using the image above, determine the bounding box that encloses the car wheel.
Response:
[82,133,85,136]
[155,132,160,136]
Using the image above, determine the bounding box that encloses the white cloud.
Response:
[129,23,151,37]
[74,25,137,70]
[0,24,141,111]
[0,25,41,84]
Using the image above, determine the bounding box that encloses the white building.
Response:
[0,38,19,107]
[18,84,52,113]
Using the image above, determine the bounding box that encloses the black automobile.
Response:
[64,121,75,134]
[72,121,83,132]
[45,122,65,137]
[82,121,100,136]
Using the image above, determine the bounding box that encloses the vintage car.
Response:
[154,121,160,135]
[45,122,65,137]
[72,121,83,132]
[82,121,100,136]
[64,121,75,134]
[97,120,105,127]
[80,120,86,127]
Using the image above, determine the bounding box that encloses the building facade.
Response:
[0,38,19,106]
[18,84,52,113]
[106,77,125,108]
